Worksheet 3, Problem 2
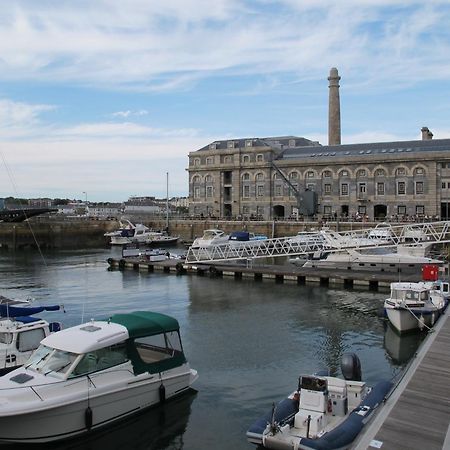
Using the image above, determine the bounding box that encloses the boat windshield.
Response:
[25,344,78,378]
[203,230,221,239]
[0,332,13,345]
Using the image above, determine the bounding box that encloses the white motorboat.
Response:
[191,229,230,248]
[384,281,448,332]
[228,231,268,247]
[0,296,62,375]
[247,353,392,450]
[107,221,165,246]
[0,311,198,443]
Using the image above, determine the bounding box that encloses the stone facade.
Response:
[188,135,450,221]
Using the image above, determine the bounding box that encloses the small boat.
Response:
[141,233,180,246]
[191,229,230,249]
[121,245,174,261]
[383,280,448,332]
[106,221,165,246]
[104,219,136,244]
[0,311,198,443]
[0,296,62,375]
[247,353,392,450]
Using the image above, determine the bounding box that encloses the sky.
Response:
[1,0,450,202]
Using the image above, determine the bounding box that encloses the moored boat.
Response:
[0,296,62,375]
[191,229,230,249]
[247,353,392,450]
[0,310,198,443]
[383,281,448,332]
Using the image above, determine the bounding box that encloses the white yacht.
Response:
[0,311,198,443]
[384,281,448,332]
[191,229,230,248]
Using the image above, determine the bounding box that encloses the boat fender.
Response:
[107,257,114,265]
[85,406,93,430]
[159,383,166,404]
[327,398,332,413]
[118,259,126,270]
[209,265,218,276]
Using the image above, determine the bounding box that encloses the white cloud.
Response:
[0,1,448,91]
[111,110,149,118]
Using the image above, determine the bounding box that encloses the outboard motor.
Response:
[340,352,362,381]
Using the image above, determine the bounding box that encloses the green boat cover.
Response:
[109,311,186,375]
[109,311,180,338]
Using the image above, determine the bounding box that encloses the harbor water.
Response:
[0,246,425,450]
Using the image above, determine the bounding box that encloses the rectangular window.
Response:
[257,185,264,197]
[415,181,424,194]
[324,184,331,194]
[194,187,200,199]
[206,186,213,198]
[256,206,264,217]
[206,157,213,165]
[377,182,385,195]
[358,206,366,214]
[416,205,425,215]
[341,183,349,196]
[398,205,406,215]
[307,184,315,191]
[275,185,282,196]
[323,205,332,215]
[397,181,406,195]
[243,206,250,214]
[443,182,447,189]
[358,182,366,194]
[243,185,250,198]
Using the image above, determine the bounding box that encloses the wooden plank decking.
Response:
[354,308,450,450]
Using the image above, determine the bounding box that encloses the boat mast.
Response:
[166,172,169,231]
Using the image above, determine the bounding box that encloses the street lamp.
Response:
[82,191,88,217]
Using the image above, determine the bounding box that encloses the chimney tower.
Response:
[328,67,341,146]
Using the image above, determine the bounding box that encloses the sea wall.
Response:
[0,217,376,250]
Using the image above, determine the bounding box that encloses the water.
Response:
[0,246,424,450]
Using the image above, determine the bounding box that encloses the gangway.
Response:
[185,221,450,263]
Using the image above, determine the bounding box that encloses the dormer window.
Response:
[245,140,252,147]
[242,155,250,163]
[209,143,217,150]
[227,141,235,149]
[289,139,296,147]
[256,154,264,162]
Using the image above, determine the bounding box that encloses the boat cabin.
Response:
[24,311,187,380]
[389,283,429,306]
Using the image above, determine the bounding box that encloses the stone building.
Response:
[187,69,450,221]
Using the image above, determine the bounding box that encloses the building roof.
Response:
[278,138,450,160]
[194,136,320,152]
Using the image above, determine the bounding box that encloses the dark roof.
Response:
[278,138,450,160]
[195,136,320,152]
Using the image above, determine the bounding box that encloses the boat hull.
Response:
[0,365,197,443]
[385,307,442,332]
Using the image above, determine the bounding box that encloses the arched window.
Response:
[205,175,212,183]
[192,175,200,183]
[356,169,367,178]
[375,168,386,177]
[289,171,299,179]
[322,170,332,178]
[242,155,250,163]
[396,167,406,176]
[256,154,264,162]
[306,171,315,178]
[414,167,425,176]
[339,169,349,177]
[256,172,264,181]
[242,173,250,181]
[193,158,200,166]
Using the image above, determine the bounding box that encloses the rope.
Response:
[402,302,434,332]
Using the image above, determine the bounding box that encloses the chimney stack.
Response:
[328,67,341,146]
[421,127,433,140]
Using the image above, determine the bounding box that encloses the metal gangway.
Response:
[185,221,450,263]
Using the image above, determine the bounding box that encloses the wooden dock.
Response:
[353,307,450,450]
[106,257,424,291]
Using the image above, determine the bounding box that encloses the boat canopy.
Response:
[109,311,180,338]
[0,304,60,318]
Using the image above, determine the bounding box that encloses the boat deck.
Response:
[353,307,450,450]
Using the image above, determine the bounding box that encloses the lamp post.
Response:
[82,191,88,217]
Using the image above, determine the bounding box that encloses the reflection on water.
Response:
[0,247,424,450]
[383,322,426,366]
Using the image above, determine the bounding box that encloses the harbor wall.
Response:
[0,217,377,250]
